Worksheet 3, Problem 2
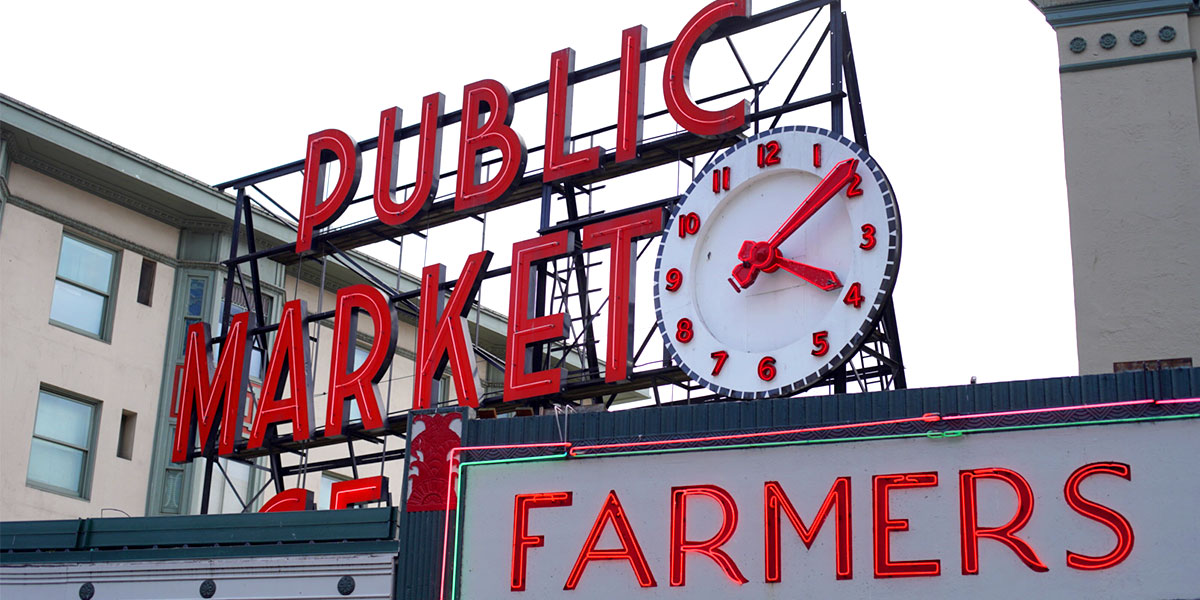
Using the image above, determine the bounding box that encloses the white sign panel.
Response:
[457,419,1200,599]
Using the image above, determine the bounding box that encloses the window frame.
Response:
[26,387,101,500]
[49,232,121,342]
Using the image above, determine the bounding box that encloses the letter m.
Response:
[171,312,252,462]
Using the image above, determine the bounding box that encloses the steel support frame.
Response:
[192,0,906,509]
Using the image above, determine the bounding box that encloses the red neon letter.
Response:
[248,299,315,450]
[326,285,397,436]
[581,209,663,382]
[505,232,575,402]
[959,468,1048,574]
[414,251,492,409]
[259,488,314,513]
[873,472,941,578]
[544,48,603,182]
[670,484,748,587]
[330,475,388,510]
[374,93,445,226]
[764,478,853,582]
[171,313,251,462]
[663,0,750,137]
[616,25,647,163]
[297,129,361,253]
[510,491,572,591]
[565,490,657,590]
[456,79,527,211]
[1065,462,1135,570]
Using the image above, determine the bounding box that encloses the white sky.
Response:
[3,0,1078,391]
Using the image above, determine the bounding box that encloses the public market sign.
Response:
[172,0,758,468]
[454,419,1200,599]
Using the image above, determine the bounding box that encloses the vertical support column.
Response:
[829,2,845,135]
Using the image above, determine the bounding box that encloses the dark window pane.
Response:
[137,258,156,306]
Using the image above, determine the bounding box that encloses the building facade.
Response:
[0,94,511,522]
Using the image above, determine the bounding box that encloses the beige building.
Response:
[1031,0,1200,373]
[0,94,511,521]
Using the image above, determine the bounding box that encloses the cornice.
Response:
[7,193,179,266]
[1037,0,1196,27]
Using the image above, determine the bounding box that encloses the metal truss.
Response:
[193,0,906,513]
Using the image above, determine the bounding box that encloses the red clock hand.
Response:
[732,157,858,289]
[771,256,842,291]
[766,157,858,249]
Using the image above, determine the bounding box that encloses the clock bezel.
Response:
[652,125,902,400]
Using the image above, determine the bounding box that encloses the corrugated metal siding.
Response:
[464,367,1199,447]
[394,510,446,600]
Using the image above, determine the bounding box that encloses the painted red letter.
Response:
[259,488,314,513]
[172,312,251,462]
[505,232,575,402]
[764,478,853,582]
[248,299,314,450]
[330,475,388,509]
[456,79,527,211]
[297,129,361,253]
[374,93,445,226]
[670,484,748,586]
[565,490,657,590]
[959,468,1048,574]
[511,491,573,591]
[414,251,492,409]
[326,285,397,436]
[544,48,603,182]
[616,25,647,163]
[873,472,941,578]
[1065,462,1134,570]
[663,0,750,137]
[581,209,663,382]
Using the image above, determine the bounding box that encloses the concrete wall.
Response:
[0,165,177,520]
[1037,2,1200,373]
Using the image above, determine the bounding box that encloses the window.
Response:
[50,234,118,339]
[318,471,351,510]
[136,258,156,306]
[117,410,137,460]
[27,389,98,497]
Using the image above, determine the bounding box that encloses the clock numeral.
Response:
[843,282,865,309]
[710,351,729,376]
[678,212,701,238]
[757,140,782,168]
[711,166,731,193]
[811,331,830,357]
[812,143,821,168]
[859,224,877,250]
[676,318,694,343]
[846,171,864,197]
[665,268,683,292]
[757,356,777,381]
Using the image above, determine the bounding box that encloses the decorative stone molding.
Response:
[7,194,179,266]
[1099,32,1118,49]
[1070,37,1088,52]
[1130,29,1147,45]
[1158,25,1176,42]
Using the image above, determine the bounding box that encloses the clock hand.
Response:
[731,158,858,290]
[766,157,858,249]
[770,256,842,291]
[731,244,841,291]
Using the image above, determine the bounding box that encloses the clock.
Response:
[653,126,900,399]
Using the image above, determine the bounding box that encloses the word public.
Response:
[173,1,753,464]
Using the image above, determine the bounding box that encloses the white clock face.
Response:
[654,126,901,399]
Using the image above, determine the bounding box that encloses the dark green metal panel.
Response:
[462,367,1198,447]
[1,507,397,559]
